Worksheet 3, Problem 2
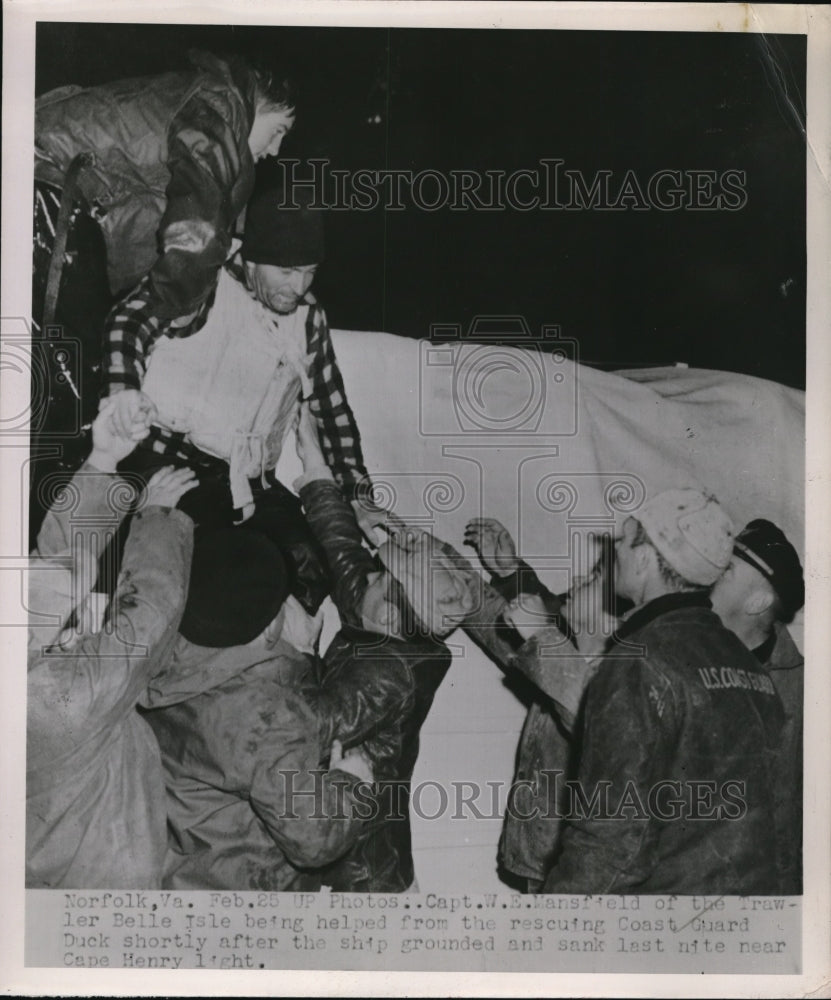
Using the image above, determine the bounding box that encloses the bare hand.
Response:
[103,388,158,441]
[502,593,551,640]
[351,500,408,547]
[330,739,374,784]
[144,466,199,510]
[464,517,519,577]
[89,396,148,470]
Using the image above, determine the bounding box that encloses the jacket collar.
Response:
[616,590,712,641]
[756,621,803,672]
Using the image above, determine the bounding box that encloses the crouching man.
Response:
[142,404,477,892]
[27,399,197,888]
[140,533,376,892]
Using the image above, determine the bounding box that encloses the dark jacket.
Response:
[35,50,259,316]
[757,623,803,893]
[544,592,786,895]
[299,477,452,891]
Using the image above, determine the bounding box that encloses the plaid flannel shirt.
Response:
[103,258,369,498]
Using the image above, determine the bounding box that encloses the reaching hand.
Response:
[329,739,374,784]
[103,388,158,442]
[464,517,519,577]
[353,503,417,547]
[144,466,199,510]
[294,401,325,471]
[88,396,149,470]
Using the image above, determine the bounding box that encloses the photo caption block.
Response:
[26,890,800,974]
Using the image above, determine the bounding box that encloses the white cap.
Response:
[636,488,734,586]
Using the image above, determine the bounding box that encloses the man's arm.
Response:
[249,701,370,870]
[462,579,592,731]
[28,502,195,761]
[102,277,165,394]
[543,658,674,893]
[149,90,248,318]
[298,477,375,627]
[305,304,369,501]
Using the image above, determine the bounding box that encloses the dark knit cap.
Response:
[242,186,325,267]
[180,529,290,648]
[734,519,805,621]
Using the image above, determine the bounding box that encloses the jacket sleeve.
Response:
[28,505,194,759]
[148,90,251,318]
[102,278,165,392]
[542,657,676,893]
[463,578,589,728]
[490,559,563,612]
[248,691,367,868]
[299,478,375,627]
[32,460,129,564]
[306,308,370,500]
[307,644,416,758]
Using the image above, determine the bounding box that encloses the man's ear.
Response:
[744,586,775,617]
[634,542,653,575]
[379,599,400,635]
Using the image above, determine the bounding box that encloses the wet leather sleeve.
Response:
[308,643,415,760]
[299,479,376,629]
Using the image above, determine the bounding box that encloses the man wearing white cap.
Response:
[535,488,786,894]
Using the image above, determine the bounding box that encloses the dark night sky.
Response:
[35,23,807,387]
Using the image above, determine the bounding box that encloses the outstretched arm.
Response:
[149,89,249,317]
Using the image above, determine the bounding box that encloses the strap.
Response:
[42,153,93,328]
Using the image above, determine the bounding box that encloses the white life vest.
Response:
[142,268,313,514]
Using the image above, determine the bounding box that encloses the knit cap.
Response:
[636,488,734,586]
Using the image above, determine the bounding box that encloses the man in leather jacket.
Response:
[35,49,295,317]
[293,406,477,892]
[142,405,476,891]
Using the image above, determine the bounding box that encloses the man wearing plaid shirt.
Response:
[102,188,382,612]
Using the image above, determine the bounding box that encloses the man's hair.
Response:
[631,520,711,595]
[226,52,297,111]
[251,61,297,111]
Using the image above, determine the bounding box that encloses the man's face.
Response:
[360,570,397,635]
[248,105,295,161]
[710,556,766,621]
[246,261,318,314]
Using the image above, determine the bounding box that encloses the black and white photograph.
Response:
[2,1,830,994]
